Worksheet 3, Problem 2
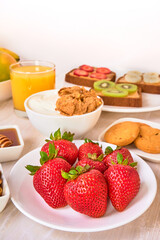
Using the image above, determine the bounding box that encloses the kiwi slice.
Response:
[94,80,115,91]
[102,88,128,97]
[116,83,137,93]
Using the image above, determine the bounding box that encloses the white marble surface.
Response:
[0,98,160,240]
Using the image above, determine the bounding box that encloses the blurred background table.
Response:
[0,98,160,240]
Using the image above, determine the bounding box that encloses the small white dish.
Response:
[0,164,10,212]
[98,118,160,163]
[0,125,24,162]
[0,79,12,102]
[8,140,157,232]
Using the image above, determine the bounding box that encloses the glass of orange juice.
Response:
[10,60,55,117]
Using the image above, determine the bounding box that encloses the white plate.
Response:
[8,140,157,232]
[99,118,160,163]
[102,93,160,113]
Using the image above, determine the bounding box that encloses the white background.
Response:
[1,0,160,87]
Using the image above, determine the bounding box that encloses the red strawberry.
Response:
[79,65,94,72]
[104,155,140,211]
[73,69,89,77]
[90,72,107,79]
[78,139,103,161]
[26,143,71,208]
[76,153,107,173]
[96,67,111,74]
[103,146,134,168]
[41,129,78,166]
[62,165,108,218]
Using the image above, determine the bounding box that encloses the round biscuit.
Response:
[104,121,140,146]
[134,125,160,153]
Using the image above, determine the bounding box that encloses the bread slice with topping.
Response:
[117,71,160,94]
[93,81,142,107]
[65,65,116,88]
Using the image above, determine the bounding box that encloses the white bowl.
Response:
[24,89,103,139]
[0,164,10,212]
[0,125,24,162]
[0,79,12,102]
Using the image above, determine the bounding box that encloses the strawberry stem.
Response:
[45,128,74,142]
[40,143,58,165]
[61,164,91,181]
[87,153,104,162]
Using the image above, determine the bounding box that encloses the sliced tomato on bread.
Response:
[79,65,94,72]
[73,69,89,77]
[96,67,111,74]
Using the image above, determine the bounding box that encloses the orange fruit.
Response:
[0,51,16,82]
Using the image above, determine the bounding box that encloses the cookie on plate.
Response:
[104,121,140,146]
[134,124,160,153]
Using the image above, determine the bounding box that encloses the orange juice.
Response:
[10,62,55,112]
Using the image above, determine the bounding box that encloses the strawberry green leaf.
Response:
[129,162,138,167]
[122,158,128,165]
[83,164,91,172]
[88,153,97,160]
[62,131,74,142]
[105,146,113,155]
[84,138,99,145]
[53,128,62,140]
[49,132,54,140]
[88,153,104,162]
[45,132,54,142]
[25,165,40,175]
[69,169,78,175]
[76,165,83,174]
[46,129,75,142]
[62,164,91,181]
[97,154,104,162]
[117,153,123,164]
[61,170,69,179]
[48,143,58,159]
[40,151,49,165]
[116,146,122,150]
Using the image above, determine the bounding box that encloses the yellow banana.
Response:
[0,47,20,61]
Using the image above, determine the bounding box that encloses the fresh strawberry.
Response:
[78,138,103,162]
[73,69,89,77]
[41,129,78,166]
[103,146,134,168]
[26,143,71,208]
[76,153,106,173]
[79,65,94,72]
[62,165,108,217]
[90,72,107,79]
[96,67,111,74]
[104,154,140,211]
